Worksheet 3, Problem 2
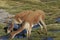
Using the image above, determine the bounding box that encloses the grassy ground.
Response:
[0,0,60,40]
[0,24,60,40]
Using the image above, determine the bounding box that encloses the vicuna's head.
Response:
[4,15,15,24]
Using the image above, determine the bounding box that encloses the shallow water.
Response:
[42,37,54,40]
[42,30,60,40]
[0,35,9,40]
[0,35,54,40]
[56,18,60,23]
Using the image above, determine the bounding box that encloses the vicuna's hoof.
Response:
[7,30,11,34]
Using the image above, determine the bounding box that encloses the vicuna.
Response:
[7,10,47,39]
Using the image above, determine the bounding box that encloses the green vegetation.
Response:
[0,0,60,40]
[0,0,60,24]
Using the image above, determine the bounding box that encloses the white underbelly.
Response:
[24,22,36,30]
[24,22,30,30]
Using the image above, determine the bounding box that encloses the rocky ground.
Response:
[0,9,13,24]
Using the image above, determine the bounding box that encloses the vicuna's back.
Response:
[25,10,45,24]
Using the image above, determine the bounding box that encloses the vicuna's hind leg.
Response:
[39,18,47,35]
[38,22,43,34]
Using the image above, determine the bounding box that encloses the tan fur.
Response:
[7,10,47,39]
[7,10,33,33]
[14,10,33,23]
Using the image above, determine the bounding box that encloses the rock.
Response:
[0,9,13,24]
[55,17,60,23]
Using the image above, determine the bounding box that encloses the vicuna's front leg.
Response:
[27,27,32,39]
[7,22,14,33]
[9,25,25,39]
[9,22,31,39]
[24,22,32,39]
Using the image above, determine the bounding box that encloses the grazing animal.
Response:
[7,10,47,39]
[7,10,33,33]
